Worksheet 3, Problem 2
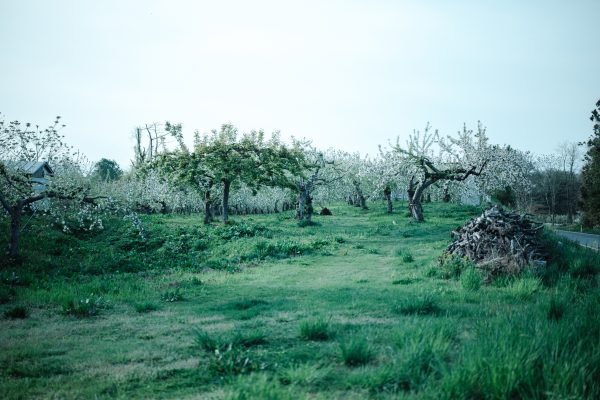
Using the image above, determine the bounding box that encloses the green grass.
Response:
[340,337,373,366]
[460,267,481,291]
[3,305,29,319]
[1,201,600,398]
[299,318,331,341]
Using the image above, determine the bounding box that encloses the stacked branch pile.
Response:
[444,206,546,273]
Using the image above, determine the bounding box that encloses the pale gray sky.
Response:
[1,0,599,168]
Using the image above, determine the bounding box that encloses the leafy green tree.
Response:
[156,124,304,224]
[154,149,216,224]
[92,158,123,181]
[581,99,600,227]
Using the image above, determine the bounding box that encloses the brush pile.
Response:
[443,206,546,274]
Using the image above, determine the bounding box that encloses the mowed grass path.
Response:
[1,203,599,399]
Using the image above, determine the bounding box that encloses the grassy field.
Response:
[1,202,600,399]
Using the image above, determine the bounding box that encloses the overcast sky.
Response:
[1,0,599,168]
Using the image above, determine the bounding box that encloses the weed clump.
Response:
[340,338,373,366]
[438,253,473,279]
[299,318,331,341]
[507,276,541,300]
[63,295,108,317]
[4,305,29,319]
[233,330,267,348]
[394,295,441,316]
[161,289,184,302]
[208,345,261,377]
[134,301,159,313]
[402,253,415,263]
[460,267,481,291]
[297,220,320,228]
[546,297,565,321]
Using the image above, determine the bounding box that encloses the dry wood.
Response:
[443,206,546,273]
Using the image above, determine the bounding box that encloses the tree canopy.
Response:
[581,99,600,227]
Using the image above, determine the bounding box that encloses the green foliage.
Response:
[363,323,454,394]
[62,295,108,317]
[232,330,267,348]
[194,329,266,353]
[460,267,481,291]
[216,222,269,239]
[3,202,600,399]
[299,318,331,341]
[438,253,474,279]
[160,289,184,302]
[225,375,298,400]
[340,337,373,366]
[4,305,29,319]
[392,278,416,285]
[507,276,541,300]
[492,185,516,208]
[207,345,261,377]
[546,297,565,321]
[91,158,123,181]
[394,294,441,316]
[230,298,268,310]
[581,98,600,227]
[297,220,319,227]
[133,301,159,313]
[402,252,414,263]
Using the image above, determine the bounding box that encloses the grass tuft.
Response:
[546,297,565,321]
[340,337,373,367]
[161,289,184,302]
[63,295,108,317]
[4,305,29,319]
[460,267,481,291]
[207,345,261,377]
[299,318,331,341]
[394,294,441,316]
[134,301,159,313]
[507,276,541,300]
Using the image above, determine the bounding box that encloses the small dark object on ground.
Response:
[320,207,332,216]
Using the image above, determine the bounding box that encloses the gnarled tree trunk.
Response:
[203,190,213,224]
[296,183,313,222]
[222,180,231,224]
[384,186,393,213]
[9,204,23,259]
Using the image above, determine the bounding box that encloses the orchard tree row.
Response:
[2,102,599,259]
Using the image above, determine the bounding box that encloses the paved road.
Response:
[556,230,600,251]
